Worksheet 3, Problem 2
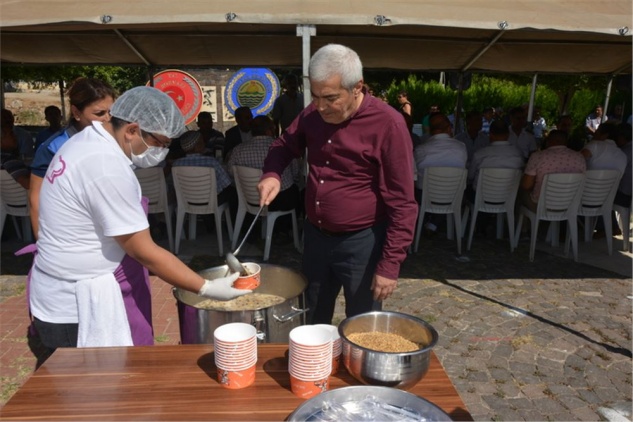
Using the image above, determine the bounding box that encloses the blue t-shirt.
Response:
[35,128,57,151]
[30,127,77,178]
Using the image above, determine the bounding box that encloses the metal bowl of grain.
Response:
[338,311,438,390]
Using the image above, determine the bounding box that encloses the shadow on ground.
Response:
[3,230,627,282]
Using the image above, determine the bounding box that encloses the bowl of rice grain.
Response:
[338,311,438,390]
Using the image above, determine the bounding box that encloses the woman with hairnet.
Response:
[29,87,249,358]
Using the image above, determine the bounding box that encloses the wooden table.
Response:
[1,344,472,421]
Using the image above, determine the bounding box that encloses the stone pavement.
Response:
[1,222,631,421]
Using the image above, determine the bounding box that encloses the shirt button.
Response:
[327,140,332,144]
[326,161,330,165]
[316,201,320,205]
[317,220,322,224]
[320,180,324,184]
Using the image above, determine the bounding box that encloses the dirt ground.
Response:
[4,90,65,126]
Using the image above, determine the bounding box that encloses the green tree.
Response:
[1,65,148,94]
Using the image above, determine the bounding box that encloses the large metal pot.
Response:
[173,264,308,344]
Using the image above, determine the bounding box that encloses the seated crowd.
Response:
[2,83,631,253]
[409,104,631,243]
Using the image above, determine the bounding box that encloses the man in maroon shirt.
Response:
[258,44,418,324]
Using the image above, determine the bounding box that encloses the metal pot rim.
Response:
[338,310,439,355]
[174,263,307,312]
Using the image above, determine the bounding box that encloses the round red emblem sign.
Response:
[149,70,203,125]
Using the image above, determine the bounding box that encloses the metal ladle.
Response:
[225,205,265,274]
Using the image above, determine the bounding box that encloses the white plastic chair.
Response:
[134,167,174,252]
[614,201,632,252]
[232,165,300,261]
[462,168,522,252]
[0,170,32,242]
[514,173,584,262]
[413,167,467,255]
[567,169,622,256]
[171,166,233,256]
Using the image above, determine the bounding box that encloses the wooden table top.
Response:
[1,344,472,421]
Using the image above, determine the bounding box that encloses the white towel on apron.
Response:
[76,273,133,347]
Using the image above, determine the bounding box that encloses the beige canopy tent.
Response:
[1,0,631,75]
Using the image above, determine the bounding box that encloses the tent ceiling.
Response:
[1,0,631,75]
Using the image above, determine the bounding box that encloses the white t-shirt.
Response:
[468,141,525,189]
[584,139,627,173]
[31,122,149,323]
[414,133,467,189]
[508,127,538,159]
[455,131,490,164]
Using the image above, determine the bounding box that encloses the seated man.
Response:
[172,130,237,221]
[531,107,547,147]
[227,115,301,213]
[585,105,607,139]
[35,105,63,151]
[414,113,467,232]
[467,120,524,199]
[456,110,489,167]
[518,130,586,212]
[508,106,538,160]
[481,106,495,134]
[196,111,225,158]
[1,108,34,161]
[614,123,632,209]
[581,122,627,174]
[1,109,31,189]
[224,106,253,161]
[415,113,467,190]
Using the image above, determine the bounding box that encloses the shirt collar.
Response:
[428,133,453,141]
[92,121,133,166]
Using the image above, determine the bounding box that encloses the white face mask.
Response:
[130,133,169,168]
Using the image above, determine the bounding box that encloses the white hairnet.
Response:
[109,86,185,139]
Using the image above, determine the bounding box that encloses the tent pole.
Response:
[297,24,316,181]
[58,79,65,122]
[602,76,614,124]
[461,22,507,72]
[527,73,538,123]
[147,67,156,87]
[297,24,315,109]
[454,73,464,135]
[113,29,151,66]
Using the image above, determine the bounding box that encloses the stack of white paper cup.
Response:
[213,322,257,389]
[314,324,343,375]
[288,325,332,399]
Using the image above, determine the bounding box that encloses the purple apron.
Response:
[17,196,155,346]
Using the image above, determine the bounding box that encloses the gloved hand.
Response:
[198,272,252,301]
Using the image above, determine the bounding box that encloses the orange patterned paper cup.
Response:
[331,355,340,375]
[217,364,256,389]
[289,374,329,399]
[234,263,261,290]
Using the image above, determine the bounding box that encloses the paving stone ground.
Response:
[1,222,631,421]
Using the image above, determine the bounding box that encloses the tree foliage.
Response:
[1,65,148,94]
[384,72,631,128]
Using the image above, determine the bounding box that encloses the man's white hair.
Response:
[308,44,363,91]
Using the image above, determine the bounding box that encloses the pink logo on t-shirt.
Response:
[46,155,66,184]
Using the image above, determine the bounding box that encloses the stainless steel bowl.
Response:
[338,311,439,390]
[288,385,452,421]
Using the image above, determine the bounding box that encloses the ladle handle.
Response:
[233,205,265,256]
